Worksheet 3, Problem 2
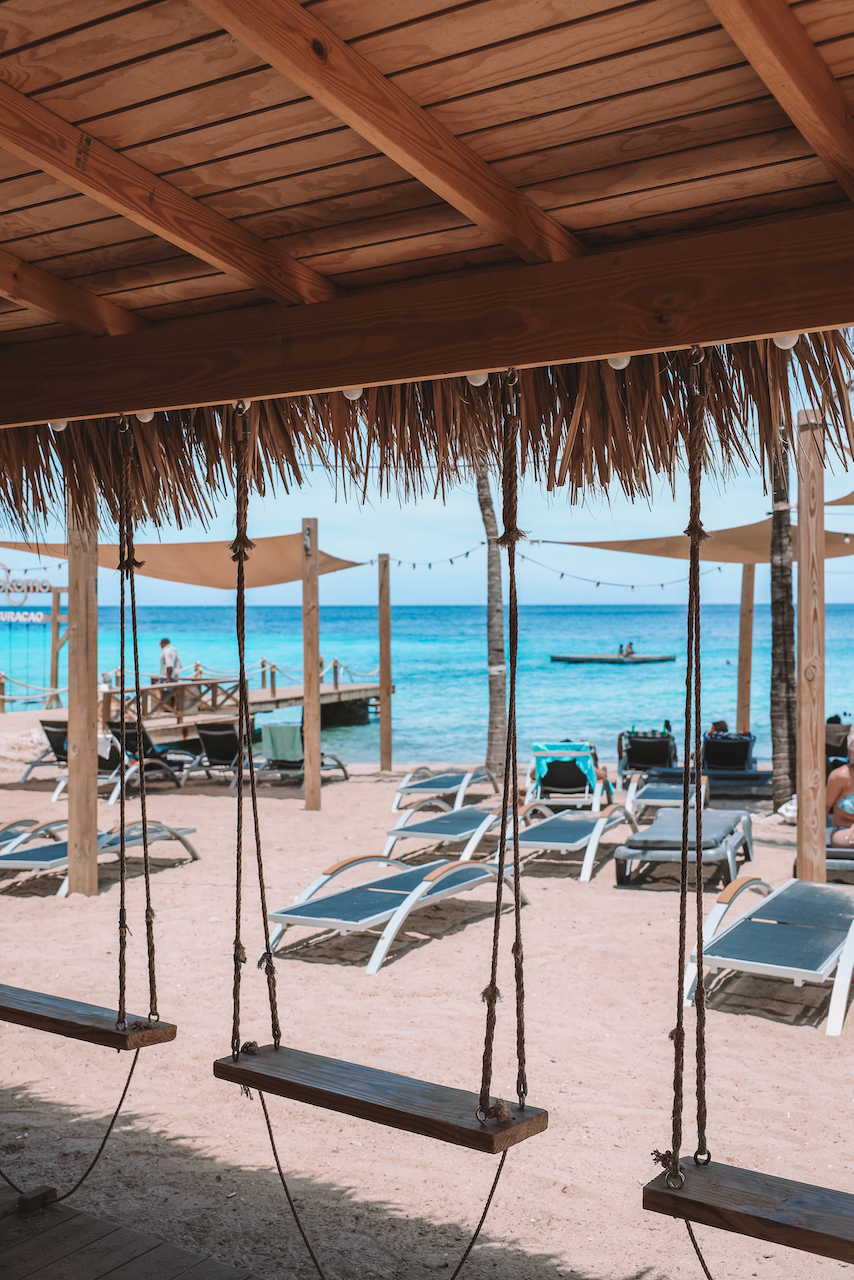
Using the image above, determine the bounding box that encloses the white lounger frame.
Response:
[268,853,528,975]
[519,803,637,881]
[391,766,497,812]
[684,876,854,1036]
[0,821,200,896]
[613,811,753,884]
[382,801,504,860]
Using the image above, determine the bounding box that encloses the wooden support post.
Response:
[0,672,5,714]
[333,658,339,690]
[47,586,68,710]
[302,518,321,810]
[67,504,99,897]
[736,563,755,733]
[261,657,267,689]
[797,411,826,883]
[378,553,392,772]
[270,664,276,697]
[100,687,111,729]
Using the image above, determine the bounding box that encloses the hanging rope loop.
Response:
[478,392,528,1121]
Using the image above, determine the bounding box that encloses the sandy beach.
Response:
[0,737,849,1280]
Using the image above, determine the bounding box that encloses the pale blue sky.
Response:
[4,451,854,608]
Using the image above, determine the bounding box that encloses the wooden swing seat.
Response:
[0,984,176,1051]
[644,1161,854,1263]
[214,1044,547,1154]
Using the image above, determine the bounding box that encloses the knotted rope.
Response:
[229,421,281,1057]
[652,357,715,1277]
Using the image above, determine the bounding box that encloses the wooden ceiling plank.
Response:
[0,80,338,305]
[0,243,146,334]
[1,202,852,425]
[584,183,843,247]
[188,0,585,264]
[704,0,854,198]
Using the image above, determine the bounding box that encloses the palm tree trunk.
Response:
[475,466,507,782]
[770,446,797,808]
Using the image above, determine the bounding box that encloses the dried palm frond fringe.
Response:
[0,332,851,534]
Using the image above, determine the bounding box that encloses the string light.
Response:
[606,355,631,370]
[135,410,155,422]
[772,333,800,350]
[517,550,724,590]
[342,386,363,401]
[48,421,68,433]
[465,372,489,386]
[369,541,487,568]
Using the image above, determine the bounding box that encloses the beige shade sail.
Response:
[0,534,359,589]
[827,491,854,505]
[544,518,854,564]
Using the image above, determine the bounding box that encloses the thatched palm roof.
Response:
[0,331,850,533]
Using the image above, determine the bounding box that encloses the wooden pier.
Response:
[138,680,389,745]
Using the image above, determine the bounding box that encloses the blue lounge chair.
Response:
[684,876,854,1036]
[612,808,753,885]
[267,853,527,974]
[391,766,497,812]
[0,821,199,896]
[517,804,637,881]
[382,804,504,859]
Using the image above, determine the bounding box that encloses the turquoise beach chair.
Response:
[524,742,611,811]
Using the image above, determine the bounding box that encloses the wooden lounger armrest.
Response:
[716,875,768,905]
[422,861,478,883]
[322,854,408,876]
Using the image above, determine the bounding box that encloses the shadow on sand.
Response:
[0,1083,658,1280]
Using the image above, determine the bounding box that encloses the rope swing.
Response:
[215,379,545,1278]
[0,420,169,1210]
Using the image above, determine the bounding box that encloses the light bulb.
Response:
[342,386,363,401]
[48,421,68,432]
[230,399,252,411]
[465,371,489,387]
[772,333,800,350]
[845,535,851,545]
[135,410,155,422]
[607,355,631,370]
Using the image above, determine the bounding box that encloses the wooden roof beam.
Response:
[704,0,854,198]
[0,246,147,336]
[0,81,339,307]
[1,203,851,428]
[188,0,585,265]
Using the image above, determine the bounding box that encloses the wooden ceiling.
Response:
[0,0,852,420]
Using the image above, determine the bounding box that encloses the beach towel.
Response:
[261,723,302,762]
[532,742,596,789]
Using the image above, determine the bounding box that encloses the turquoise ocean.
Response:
[3,605,853,763]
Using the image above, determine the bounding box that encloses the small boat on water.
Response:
[550,654,676,664]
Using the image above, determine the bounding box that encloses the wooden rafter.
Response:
[1,205,852,428]
[704,0,854,199]
[188,0,585,265]
[0,81,339,308]
[0,246,147,336]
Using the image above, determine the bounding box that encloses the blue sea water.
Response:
[4,604,854,763]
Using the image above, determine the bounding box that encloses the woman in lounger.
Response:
[826,728,854,846]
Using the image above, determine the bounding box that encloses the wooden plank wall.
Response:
[0,0,850,343]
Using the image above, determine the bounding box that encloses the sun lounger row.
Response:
[22,719,348,804]
[0,820,199,896]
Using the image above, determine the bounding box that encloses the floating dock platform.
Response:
[550,654,676,665]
